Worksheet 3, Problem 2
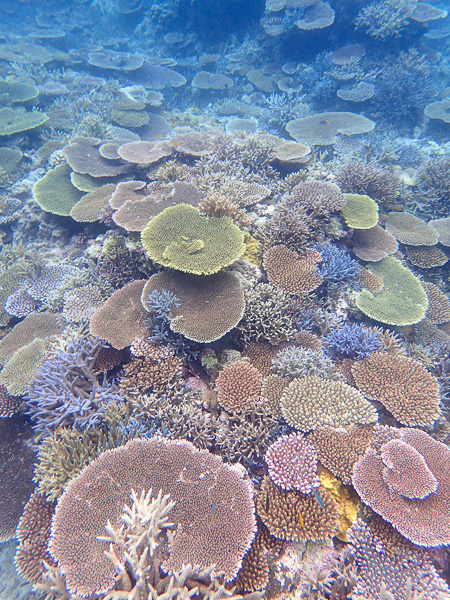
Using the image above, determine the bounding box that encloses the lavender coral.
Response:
[26,336,123,436]
[265,432,320,493]
[322,323,382,359]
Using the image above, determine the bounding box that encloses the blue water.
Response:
[0,0,449,598]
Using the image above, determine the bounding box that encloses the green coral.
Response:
[0,107,48,136]
[141,203,245,275]
[0,338,46,395]
[0,263,28,326]
[355,256,428,326]
[33,163,82,216]
[341,193,378,229]
[0,80,38,104]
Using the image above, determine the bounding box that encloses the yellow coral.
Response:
[318,465,359,542]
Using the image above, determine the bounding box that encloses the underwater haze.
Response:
[0,0,449,599]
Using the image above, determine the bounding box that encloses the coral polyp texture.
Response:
[280,376,378,432]
[265,432,320,493]
[256,476,340,542]
[216,360,262,412]
[351,353,441,426]
[140,203,245,275]
[49,437,256,596]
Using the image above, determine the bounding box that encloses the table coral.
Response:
[352,428,450,546]
[280,375,378,432]
[351,352,441,426]
[216,360,262,412]
[49,437,256,596]
[140,203,245,275]
[355,256,428,326]
[265,432,320,493]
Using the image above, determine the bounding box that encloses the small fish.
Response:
[207,502,216,526]
[297,506,304,528]
[265,492,270,513]
[312,487,325,509]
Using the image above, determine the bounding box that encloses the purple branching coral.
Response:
[26,336,123,436]
[322,323,383,360]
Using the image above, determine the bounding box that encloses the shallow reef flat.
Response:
[0,0,449,599]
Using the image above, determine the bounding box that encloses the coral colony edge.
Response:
[0,0,449,599]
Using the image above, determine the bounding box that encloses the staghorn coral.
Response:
[256,476,340,542]
[336,160,400,207]
[26,336,124,436]
[280,376,378,432]
[140,204,245,275]
[263,245,323,295]
[237,283,296,345]
[14,492,56,584]
[354,0,414,39]
[352,427,450,546]
[49,437,256,596]
[265,432,320,493]
[322,323,383,360]
[216,360,262,413]
[315,242,360,288]
[351,353,441,427]
[271,346,336,379]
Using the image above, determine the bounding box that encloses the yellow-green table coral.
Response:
[0,107,48,136]
[341,193,378,229]
[33,163,82,216]
[0,80,38,104]
[355,256,428,326]
[140,203,246,275]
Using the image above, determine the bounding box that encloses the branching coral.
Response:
[26,336,124,436]
[322,323,383,359]
[271,346,336,379]
[237,283,296,344]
